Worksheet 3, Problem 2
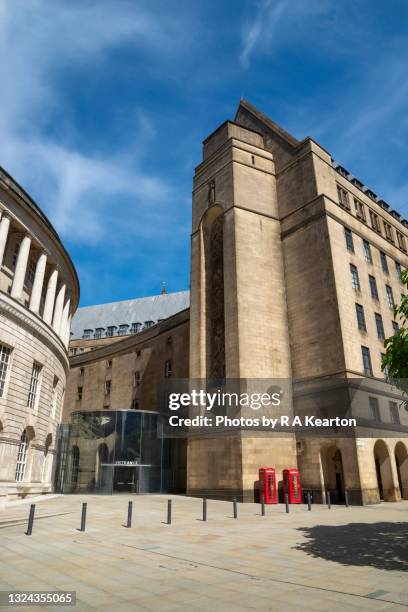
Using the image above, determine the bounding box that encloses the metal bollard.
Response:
[167,499,172,525]
[202,497,207,522]
[127,501,133,528]
[80,502,87,532]
[261,494,265,516]
[345,489,349,507]
[327,491,331,509]
[233,496,238,519]
[285,494,289,513]
[26,504,35,536]
[307,491,312,511]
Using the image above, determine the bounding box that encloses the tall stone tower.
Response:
[188,119,298,501]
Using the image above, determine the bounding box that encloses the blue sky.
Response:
[1,0,407,307]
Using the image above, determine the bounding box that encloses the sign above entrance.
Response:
[115,460,139,466]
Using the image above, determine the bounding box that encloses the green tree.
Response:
[381,268,408,400]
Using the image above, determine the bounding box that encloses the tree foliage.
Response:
[381,268,408,396]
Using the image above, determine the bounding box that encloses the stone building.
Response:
[61,100,408,504]
[0,166,79,506]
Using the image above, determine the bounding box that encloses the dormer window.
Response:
[82,329,93,339]
[144,320,154,329]
[94,328,105,339]
[106,326,117,337]
[131,322,142,334]
[118,324,129,336]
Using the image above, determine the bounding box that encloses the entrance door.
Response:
[113,466,139,493]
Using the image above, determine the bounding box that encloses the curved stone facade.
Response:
[0,166,79,506]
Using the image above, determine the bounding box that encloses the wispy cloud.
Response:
[239,0,332,68]
[0,0,184,244]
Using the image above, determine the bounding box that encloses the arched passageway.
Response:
[395,442,408,500]
[321,445,345,503]
[374,440,395,502]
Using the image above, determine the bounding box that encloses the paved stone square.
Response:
[0,495,407,611]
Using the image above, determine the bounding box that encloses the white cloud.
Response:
[239,0,332,68]
[0,0,183,244]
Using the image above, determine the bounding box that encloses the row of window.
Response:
[82,321,157,340]
[361,345,388,378]
[355,303,398,338]
[337,185,407,252]
[75,360,173,403]
[0,343,59,415]
[344,227,404,280]
[349,263,401,312]
[369,397,400,425]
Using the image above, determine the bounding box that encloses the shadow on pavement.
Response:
[295,522,408,571]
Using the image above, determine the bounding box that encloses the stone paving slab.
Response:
[0,495,407,611]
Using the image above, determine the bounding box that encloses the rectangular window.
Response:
[374,313,385,339]
[392,321,399,335]
[51,375,59,418]
[396,230,407,252]
[118,324,129,336]
[362,346,373,377]
[164,360,172,378]
[380,251,389,274]
[344,228,354,252]
[337,185,350,209]
[27,362,42,410]
[76,386,83,401]
[133,371,140,387]
[350,264,360,290]
[369,275,379,300]
[369,397,380,421]
[12,243,20,268]
[0,343,11,398]
[355,304,366,331]
[82,329,93,340]
[381,353,389,379]
[363,240,372,263]
[389,401,400,425]
[104,380,111,395]
[395,262,402,281]
[383,221,394,243]
[15,431,28,482]
[131,323,141,334]
[94,328,104,339]
[27,260,36,284]
[369,211,381,233]
[354,199,366,221]
[386,285,394,309]
[106,326,116,337]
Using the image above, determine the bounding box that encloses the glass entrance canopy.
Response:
[60,410,169,494]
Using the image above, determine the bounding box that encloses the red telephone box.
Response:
[259,467,277,504]
[283,468,302,504]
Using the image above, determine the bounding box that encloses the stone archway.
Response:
[395,442,408,500]
[373,440,396,502]
[321,444,345,503]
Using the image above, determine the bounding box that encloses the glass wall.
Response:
[60,410,168,494]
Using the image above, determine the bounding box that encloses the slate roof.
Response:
[70,290,190,340]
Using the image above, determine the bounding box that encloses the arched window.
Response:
[15,430,29,482]
[71,446,80,486]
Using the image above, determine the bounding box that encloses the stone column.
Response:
[60,298,71,345]
[11,234,31,300]
[52,283,66,334]
[64,314,72,347]
[29,251,47,314]
[0,212,11,267]
[43,267,58,325]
